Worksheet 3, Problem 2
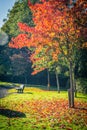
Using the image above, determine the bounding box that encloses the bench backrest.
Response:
[20,84,25,89]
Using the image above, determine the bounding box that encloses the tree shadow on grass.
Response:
[76,96,87,100]
[0,108,26,118]
[24,92,33,94]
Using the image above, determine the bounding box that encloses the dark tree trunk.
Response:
[55,72,60,93]
[74,79,77,98]
[47,70,50,90]
[69,61,74,108]
[24,74,27,84]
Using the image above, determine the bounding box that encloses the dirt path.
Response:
[0,87,8,98]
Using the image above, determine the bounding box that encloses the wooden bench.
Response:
[16,84,25,93]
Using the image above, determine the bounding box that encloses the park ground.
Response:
[0,82,87,130]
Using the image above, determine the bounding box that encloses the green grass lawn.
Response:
[0,83,87,130]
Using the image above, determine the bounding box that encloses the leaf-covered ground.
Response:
[0,87,87,130]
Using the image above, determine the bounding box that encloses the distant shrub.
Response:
[76,78,87,94]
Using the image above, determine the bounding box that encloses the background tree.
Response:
[1,0,34,39]
[0,0,34,83]
[0,46,10,76]
[10,51,31,84]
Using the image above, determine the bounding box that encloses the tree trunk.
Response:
[24,74,27,84]
[74,79,77,97]
[69,61,74,108]
[47,70,50,90]
[55,72,60,93]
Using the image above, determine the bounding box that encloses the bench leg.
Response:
[16,89,24,93]
[17,89,21,93]
[18,89,20,93]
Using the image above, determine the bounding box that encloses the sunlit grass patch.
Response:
[0,86,87,130]
[7,87,68,102]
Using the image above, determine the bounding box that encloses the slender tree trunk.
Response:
[72,64,77,98]
[73,79,77,98]
[69,61,74,108]
[47,70,50,90]
[24,74,27,84]
[55,72,60,93]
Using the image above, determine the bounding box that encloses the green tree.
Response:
[1,0,34,39]
[0,46,11,76]
[0,0,34,82]
[10,51,31,84]
[75,48,87,78]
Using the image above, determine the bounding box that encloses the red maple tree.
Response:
[9,0,87,108]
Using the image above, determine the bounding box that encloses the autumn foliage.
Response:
[9,0,87,74]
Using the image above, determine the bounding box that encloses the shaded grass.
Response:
[0,83,87,130]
